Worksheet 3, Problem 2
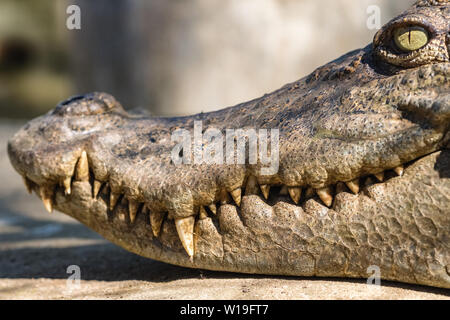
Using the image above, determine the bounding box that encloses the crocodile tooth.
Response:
[288,187,301,204]
[39,185,54,213]
[279,185,288,196]
[22,176,33,194]
[245,176,259,195]
[128,200,139,223]
[394,165,404,176]
[316,187,333,207]
[93,180,102,198]
[219,189,231,204]
[150,210,165,237]
[199,206,208,219]
[345,179,359,194]
[175,216,195,257]
[63,177,72,195]
[109,192,120,211]
[117,201,127,222]
[208,204,217,215]
[230,188,241,207]
[374,172,384,182]
[75,151,89,181]
[260,184,270,200]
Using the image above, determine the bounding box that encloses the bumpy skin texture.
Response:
[7,1,450,288]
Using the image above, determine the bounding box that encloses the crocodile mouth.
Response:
[18,147,445,258]
[7,79,450,258]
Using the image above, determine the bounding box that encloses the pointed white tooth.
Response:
[345,179,359,194]
[40,186,54,213]
[22,176,33,194]
[63,177,72,195]
[245,176,259,195]
[374,172,384,182]
[230,188,241,207]
[75,151,89,181]
[109,192,120,211]
[150,210,165,237]
[208,204,217,215]
[199,206,208,219]
[279,185,288,196]
[93,180,102,198]
[288,187,302,204]
[316,186,333,207]
[394,166,404,176]
[128,200,139,223]
[260,185,270,200]
[175,216,195,257]
[42,199,53,213]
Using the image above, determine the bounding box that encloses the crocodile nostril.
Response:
[60,95,85,106]
[52,92,124,117]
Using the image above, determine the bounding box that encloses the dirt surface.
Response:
[0,121,449,300]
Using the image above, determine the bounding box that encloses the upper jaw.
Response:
[7,58,450,201]
[7,95,449,209]
[8,53,450,184]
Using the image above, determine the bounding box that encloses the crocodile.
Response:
[7,0,450,288]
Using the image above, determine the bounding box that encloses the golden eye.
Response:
[393,26,429,52]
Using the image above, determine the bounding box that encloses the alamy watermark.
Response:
[171,121,279,175]
[366,5,381,30]
[65,264,81,292]
[66,5,81,30]
[367,265,381,287]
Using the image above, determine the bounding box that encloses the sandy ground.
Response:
[0,121,449,300]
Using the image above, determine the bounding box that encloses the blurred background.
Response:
[0,0,415,119]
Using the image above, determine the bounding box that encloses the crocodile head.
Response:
[7,0,450,288]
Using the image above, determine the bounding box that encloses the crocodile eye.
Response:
[393,26,429,52]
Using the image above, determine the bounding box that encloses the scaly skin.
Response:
[7,0,450,288]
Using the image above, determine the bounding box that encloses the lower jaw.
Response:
[36,150,450,288]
